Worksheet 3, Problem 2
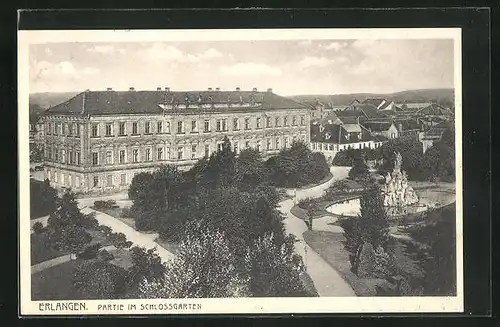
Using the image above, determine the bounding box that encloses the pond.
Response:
[325,188,456,218]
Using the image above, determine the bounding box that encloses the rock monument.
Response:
[381,152,419,213]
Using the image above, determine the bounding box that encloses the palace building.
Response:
[41,87,310,194]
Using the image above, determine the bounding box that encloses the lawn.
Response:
[95,207,137,230]
[31,233,68,265]
[290,194,361,221]
[301,271,319,297]
[31,259,82,300]
[303,230,424,296]
[303,230,383,296]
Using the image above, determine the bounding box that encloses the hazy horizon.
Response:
[29,39,454,96]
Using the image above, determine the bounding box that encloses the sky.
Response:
[29,39,455,96]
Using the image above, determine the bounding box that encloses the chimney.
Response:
[267,88,273,93]
[236,87,240,91]
[208,87,212,91]
[165,87,170,92]
[106,87,112,91]
[252,87,257,92]
[157,87,162,91]
[215,87,220,91]
[129,87,135,91]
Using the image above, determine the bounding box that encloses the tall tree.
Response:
[73,260,128,299]
[234,148,267,191]
[139,226,248,298]
[30,179,59,219]
[244,233,308,297]
[126,246,167,291]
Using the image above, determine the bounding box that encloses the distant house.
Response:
[362,98,395,111]
[393,118,423,139]
[29,113,44,149]
[310,121,383,163]
[336,103,389,121]
[361,121,399,139]
[418,121,451,154]
[310,98,326,120]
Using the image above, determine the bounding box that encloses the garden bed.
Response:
[303,230,423,296]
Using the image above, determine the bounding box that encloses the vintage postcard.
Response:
[18,27,463,315]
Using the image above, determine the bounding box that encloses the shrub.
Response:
[93,200,118,210]
[99,225,113,236]
[32,221,44,234]
[121,207,131,218]
[78,242,102,260]
[73,260,127,299]
[98,249,115,261]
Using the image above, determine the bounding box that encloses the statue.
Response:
[381,151,419,214]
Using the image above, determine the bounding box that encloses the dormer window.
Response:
[319,125,325,133]
[325,132,332,139]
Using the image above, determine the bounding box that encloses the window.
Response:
[216,120,222,132]
[55,123,60,135]
[165,121,171,133]
[106,151,113,164]
[177,121,184,133]
[276,138,280,149]
[293,136,297,143]
[76,124,80,137]
[256,117,262,129]
[132,122,138,135]
[145,122,151,134]
[222,119,227,131]
[105,123,112,136]
[234,142,239,154]
[267,139,271,150]
[92,152,99,165]
[91,124,98,137]
[120,174,126,186]
[191,121,197,132]
[157,147,163,160]
[266,117,272,128]
[133,149,139,162]
[244,118,250,130]
[204,144,210,157]
[292,116,297,126]
[65,174,70,186]
[284,137,289,148]
[300,115,305,126]
[191,145,197,159]
[245,141,250,148]
[76,151,80,165]
[93,176,99,187]
[61,149,66,163]
[54,147,59,161]
[233,118,239,130]
[47,147,52,160]
[166,147,171,159]
[118,150,125,163]
[157,121,163,133]
[63,123,67,135]
[275,117,281,127]
[284,116,289,126]
[47,123,51,135]
[76,176,81,187]
[204,120,210,132]
[217,143,224,151]
[145,148,152,161]
[107,175,113,187]
[119,122,126,136]
[256,141,261,152]
[68,150,73,164]
[177,147,183,160]
[68,124,73,136]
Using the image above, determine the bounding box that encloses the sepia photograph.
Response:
[18,27,463,315]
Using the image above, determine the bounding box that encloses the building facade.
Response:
[41,88,310,194]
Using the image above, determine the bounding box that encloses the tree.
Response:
[404,204,456,295]
[32,221,44,234]
[109,232,133,249]
[340,186,392,275]
[421,125,455,182]
[379,138,424,180]
[244,233,308,297]
[50,224,92,260]
[126,246,167,290]
[348,157,370,182]
[47,190,93,230]
[30,179,59,219]
[234,148,267,191]
[73,260,128,299]
[139,226,248,298]
[309,152,330,183]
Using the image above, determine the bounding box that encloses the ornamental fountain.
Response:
[381,152,419,215]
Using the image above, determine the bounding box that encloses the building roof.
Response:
[361,121,395,132]
[373,134,389,142]
[44,89,308,116]
[311,123,374,144]
[342,123,362,133]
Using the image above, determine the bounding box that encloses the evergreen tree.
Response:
[139,226,248,298]
[234,148,267,191]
